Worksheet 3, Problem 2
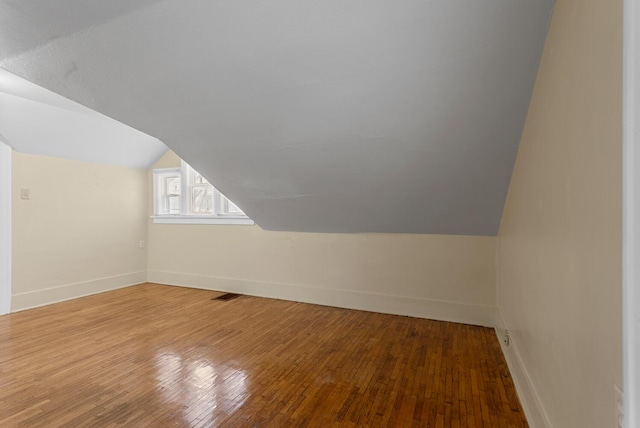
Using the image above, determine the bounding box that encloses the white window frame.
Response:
[151,162,254,225]
[153,167,182,216]
[623,0,640,425]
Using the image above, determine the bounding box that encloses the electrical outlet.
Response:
[503,330,510,346]
[20,188,30,200]
[139,240,145,249]
[614,385,623,428]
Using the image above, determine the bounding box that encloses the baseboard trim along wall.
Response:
[494,312,552,428]
[11,271,147,312]
[148,270,498,327]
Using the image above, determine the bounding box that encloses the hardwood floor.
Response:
[0,283,527,427]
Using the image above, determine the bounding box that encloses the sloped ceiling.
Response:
[0,69,167,169]
[0,0,554,235]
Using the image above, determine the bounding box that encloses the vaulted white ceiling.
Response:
[0,0,554,235]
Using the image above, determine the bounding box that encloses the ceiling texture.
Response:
[0,0,555,235]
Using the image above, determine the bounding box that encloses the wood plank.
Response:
[0,283,528,427]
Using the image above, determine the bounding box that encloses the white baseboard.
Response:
[11,271,147,312]
[148,270,498,327]
[494,311,552,428]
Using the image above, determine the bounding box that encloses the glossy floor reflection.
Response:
[0,283,527,427]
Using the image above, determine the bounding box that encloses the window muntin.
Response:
[152,162,252,225]
[153,168,182,215]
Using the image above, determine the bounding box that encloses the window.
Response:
[152,162,254,225]
[154,168,182,216]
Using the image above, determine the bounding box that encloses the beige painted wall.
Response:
[148,151,498,326]
[496,0,623,426]
[12,152,148,310]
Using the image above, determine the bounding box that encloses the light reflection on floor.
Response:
[154,352,249,426]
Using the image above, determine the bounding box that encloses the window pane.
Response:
[154,169,181,215]
[193,171,209,184]
[165,176,181,196]
[225,198,244,214]
[167,195,180,215]
[191,185,213,214]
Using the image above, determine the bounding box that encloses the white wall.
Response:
[496,0,623,426]
[4,148,500,329]
[0,141,10,314]
[11,152,148,310]
[148,151,499,327]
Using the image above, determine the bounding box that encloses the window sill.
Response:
[151,215,255,225]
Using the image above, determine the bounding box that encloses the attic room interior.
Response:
[0,0,638,427]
